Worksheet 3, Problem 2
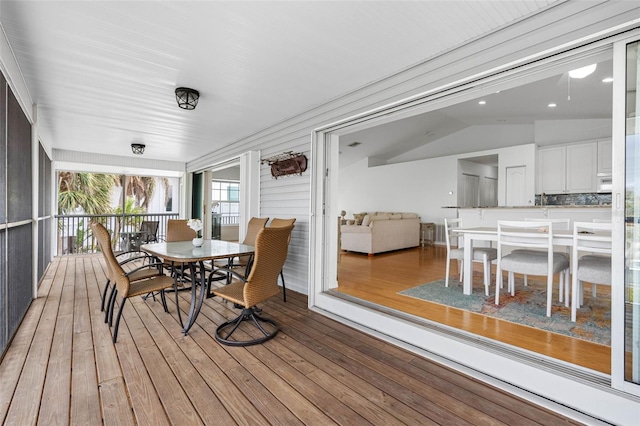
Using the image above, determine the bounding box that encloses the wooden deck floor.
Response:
[0,255,585,425]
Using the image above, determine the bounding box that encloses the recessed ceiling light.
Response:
[548,103,557,108]
[602,77,614,83]
[347,141,361,147]
[568,63,597,79]
[478,100,486,105]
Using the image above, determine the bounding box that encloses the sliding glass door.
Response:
[622,39,640,393]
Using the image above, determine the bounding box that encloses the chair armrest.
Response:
[211,267,247,283]
[124,262,164,276]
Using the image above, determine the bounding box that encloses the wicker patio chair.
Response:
[211,224,294,346]
[91,221,160,312]
[93,221,175,343]
[268,218,296,302]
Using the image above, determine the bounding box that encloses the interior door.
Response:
[461,174,479,207]
[505,166,526,206]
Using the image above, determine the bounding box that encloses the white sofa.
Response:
[340,212,420,256]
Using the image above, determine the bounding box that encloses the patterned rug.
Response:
[398,278,611,345]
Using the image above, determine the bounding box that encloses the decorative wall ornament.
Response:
[261,151,308,179]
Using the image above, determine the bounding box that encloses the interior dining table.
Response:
[141,239,255,334]
[453,227,578,296]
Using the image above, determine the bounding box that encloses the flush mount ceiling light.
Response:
[131,143,145,155]
[175,87,199,110]
[568,63,597,79]
[347,141,361,147]
[602,77,614,83]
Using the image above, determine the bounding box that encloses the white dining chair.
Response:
[444,218,497,295]
[571,221,612,322]
[495,220,570,317]
[520,218,571,303]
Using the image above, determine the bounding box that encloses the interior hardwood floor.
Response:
[0,255,586,425]
[336,245,610,374]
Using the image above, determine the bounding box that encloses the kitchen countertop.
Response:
[457,205,611,209]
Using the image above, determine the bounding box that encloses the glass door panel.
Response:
[624,40,640,385]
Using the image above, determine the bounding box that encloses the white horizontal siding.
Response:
[53,148,185,174]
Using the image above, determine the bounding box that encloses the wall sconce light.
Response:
[175,87,199,110]
[131,143,145,155]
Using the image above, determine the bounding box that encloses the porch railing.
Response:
[56,213,179,255]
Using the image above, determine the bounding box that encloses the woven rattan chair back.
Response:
[236,217,269,267]
[92,221,131,296]
[242,224,294,307]
[166,219,196,242]
[269,218,296,228]
[243,217,269,245]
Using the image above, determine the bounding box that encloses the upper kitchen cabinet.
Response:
[537,142,597,194]
[597,139,612,175]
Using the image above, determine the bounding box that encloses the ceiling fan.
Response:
[555,64,598,100]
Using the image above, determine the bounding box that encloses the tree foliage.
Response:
[58,172,117,214]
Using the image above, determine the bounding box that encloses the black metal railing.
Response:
[56,213,179,255]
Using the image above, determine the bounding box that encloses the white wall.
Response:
[535,118,612,145]
[338,144,536,230]
[390,123,534,164]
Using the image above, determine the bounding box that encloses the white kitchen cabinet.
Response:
[537,146,566,193]
[537,142,597,194]
[597,139,612,175]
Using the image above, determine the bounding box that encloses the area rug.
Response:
[398,278,611,345]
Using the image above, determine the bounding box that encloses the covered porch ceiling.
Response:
[0,1,560,164]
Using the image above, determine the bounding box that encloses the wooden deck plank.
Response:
[0,255,590,426]
[189,294,337,425]
[37,258,75,425]
[88,256,170,426]
[265,301,477,426]
[3,256,68,426]
[115,294,204,425]
[159,293,303,426]
[87,257,136,426]
[0,258,58,425]
[142,294,279,426]
[69,257,105,425]
[129,294,239,425]
[243,314,435,425]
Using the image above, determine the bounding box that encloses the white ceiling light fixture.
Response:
[548,103,557,108]
[478,100,486,105]
[568,63,597,79]
[602,77,614,83]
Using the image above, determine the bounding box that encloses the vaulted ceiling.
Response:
[1,1,559,163]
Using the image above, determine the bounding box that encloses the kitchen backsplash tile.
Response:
[535,193,612,206]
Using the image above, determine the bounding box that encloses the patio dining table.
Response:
[141,240,255,334]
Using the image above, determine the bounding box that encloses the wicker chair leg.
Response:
[280,271,287,302]
[105,286,117,324]
[160,290,168,313]
[100,279,111,312]
[108,288,118,327]
[113,298,126,343]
